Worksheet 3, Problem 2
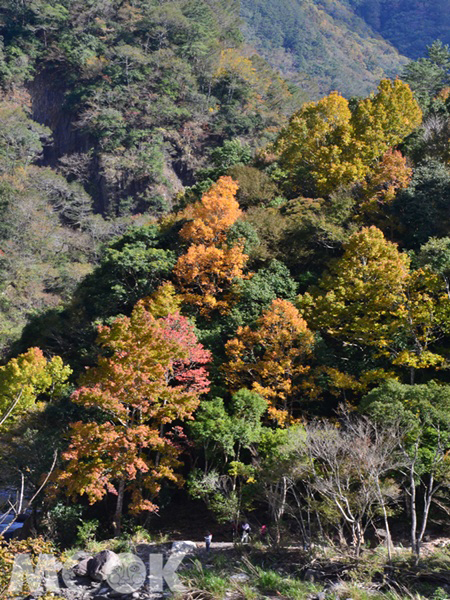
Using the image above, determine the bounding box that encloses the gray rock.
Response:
[375,528,387,538]
[109,591,126,598]
[170,540,197,555]
[230,573,250,582]
[304,568,316,582]
[89,550,121,582]
[73,556,94,577]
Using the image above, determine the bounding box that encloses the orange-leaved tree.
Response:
[58,300,211,535]
[175,176,248,316]
[223,299,315,425]
[179,175,242,245]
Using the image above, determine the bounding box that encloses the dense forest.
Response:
[0,1,449,599]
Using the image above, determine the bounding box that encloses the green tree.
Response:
[402,41,450,108]
[361,380,450,558]
[0,165,103,353]
[189,389,266,524]
[0,103,51,174]
[419,236,450,299]
[392,160,450,249]
[225,259,298,332]
[254,425,303,544]
[76,225,176,320]
[226,164,278,209]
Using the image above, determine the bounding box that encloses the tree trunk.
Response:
[113,478,125,537]
[355,521,364,557]
[417,474,438,556]
[375,476,393,562]
[410,464,418,559]
[352,521,364,556]
[273,477,287,545]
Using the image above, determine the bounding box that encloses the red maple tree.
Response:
[57,301,211,535]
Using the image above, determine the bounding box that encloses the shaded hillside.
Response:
[241,0,450,97]
[240,0,408,97]
[349,0,450,59]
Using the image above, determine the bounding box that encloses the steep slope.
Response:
[0,0,298,217]
[241,0,408,97]
[349,0,450,59]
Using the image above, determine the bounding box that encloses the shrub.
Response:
[0,536,60,599]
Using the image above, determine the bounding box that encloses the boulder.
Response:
[73,556,94,577]
[170,540,198,555]
[88,550,121,582]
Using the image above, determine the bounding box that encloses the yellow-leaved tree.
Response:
[300,227,449,387]
[352,79,423,165]
[275,79,422,196]
[0,347,72,431]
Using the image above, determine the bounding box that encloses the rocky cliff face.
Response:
[29,70,90,165]
[27,71,186,217]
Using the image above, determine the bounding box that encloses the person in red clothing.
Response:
[260,524,268,542]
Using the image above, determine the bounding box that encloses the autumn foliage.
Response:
[301,227,411,348]
[358,149,412,226]
[0,347,71,430]
[58,301,211,530]
[224,299,315,425]
[276,79,422,195]
[180,175,242,245]
[301,227,449,388]
[175,176,248,316]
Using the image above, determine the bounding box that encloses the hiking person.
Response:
[241,521,251,543]
[204,531,212,552]
[260,524,268,542]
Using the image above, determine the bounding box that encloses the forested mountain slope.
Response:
[0,0,297,215]
[349,0,450,59]
[241,0,449,96]
[0,0,449,586]
[0,0,300,351]
[240,0,408,97]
